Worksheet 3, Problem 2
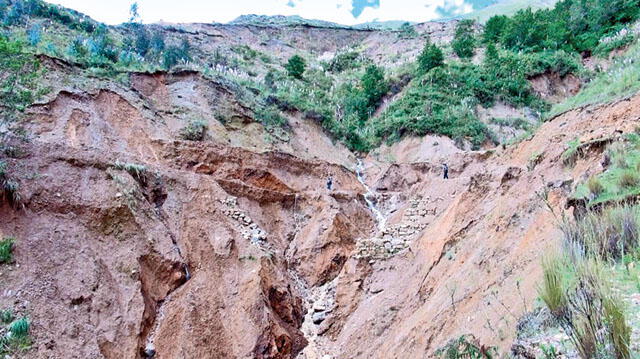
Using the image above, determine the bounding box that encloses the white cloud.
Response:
[44,0,474,25]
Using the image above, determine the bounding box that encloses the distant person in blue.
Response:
[442,163,449,179]
[327,174,333,190]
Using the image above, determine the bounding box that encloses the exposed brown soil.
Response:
[2,55,640,359]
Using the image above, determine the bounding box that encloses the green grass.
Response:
[550,38,640,118]
[0,237,14,264]
[0,315,31,356]
[573,136,640,206]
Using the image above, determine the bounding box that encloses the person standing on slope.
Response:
[327,173,333,190]
[442,163,449,179]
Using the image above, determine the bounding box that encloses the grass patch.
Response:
[0,314,31,356]
[561,138,581,167]
[573,137,640,206]
[0,237,14,264]
[550,38,640,118]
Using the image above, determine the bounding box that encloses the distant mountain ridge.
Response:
[228,14,419,30]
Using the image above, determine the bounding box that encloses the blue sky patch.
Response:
[351,0,380,18]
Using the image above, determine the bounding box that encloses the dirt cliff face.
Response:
[1,26,639,359]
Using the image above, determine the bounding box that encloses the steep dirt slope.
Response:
[2,59,639,358]
[310,94,640,358]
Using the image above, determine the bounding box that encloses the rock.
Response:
[312,311,327,324]
[144,345,156,358]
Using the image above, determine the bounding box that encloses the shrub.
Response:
[325,50,362,73]
[255,106,287,128]
[163,39,191,69]
[398,22,417,38]
[417,41,444,74]
[452,20,476,59]
[27,23,41,46]
[361,65,388,109]
[285,54,305,79]
[483,15,509,44]
[180,119,208,141]
[618,170,639,189]
[0,237,14,264]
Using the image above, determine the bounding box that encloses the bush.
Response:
[163,39,191,69]
[180,119,208,141]
[452,20,476,59]
[417,41,444,74]
[398,22,417,38]
[325,50,362,73]
[483,15,509,44]
[285,54,305,79]
[0,237,14,264]
[361,65,388,109]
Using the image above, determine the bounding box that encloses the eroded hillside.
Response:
[2,0,640,358]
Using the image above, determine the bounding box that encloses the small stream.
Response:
[355,159,386,233]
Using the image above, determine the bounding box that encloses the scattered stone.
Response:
[312,311,327,324]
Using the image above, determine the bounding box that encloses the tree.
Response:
[162,39,191,69]
[452,19,476,59]
[417,41,444,74]
[285,55,306,79]
[129,1,140,23]
[361,65,388,109]
[483,15,509,44]
[399,22,417,38]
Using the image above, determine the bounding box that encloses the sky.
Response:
[43,0,487,26]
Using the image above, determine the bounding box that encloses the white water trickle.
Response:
[355,159,386,233]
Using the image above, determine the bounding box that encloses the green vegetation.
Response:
[180,119,208,141]
[452,20,476,59]
[435,334,497,358]
[0,237,14,264]
[551,39,640,117]
[1,0,639,153]
[398,22,418,38]
[486,0,640,53]
[0,161,21,207]
[573,135,640,206]
[0,312,31,356]
[561,138,581,166]
[285,54,306,79]
[417,41,444,74]
[0,35,42,135]
[114,160,147,180]
[536,136,640,357]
